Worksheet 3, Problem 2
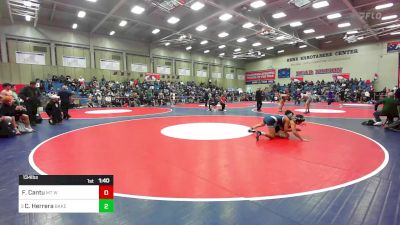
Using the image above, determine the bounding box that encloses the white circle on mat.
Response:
[85,109,132,114]
[198,104,221,107]
[343,104,372,107]
[161,123,251,140]
[295,109,346,113]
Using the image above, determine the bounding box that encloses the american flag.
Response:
[387,42,400,53]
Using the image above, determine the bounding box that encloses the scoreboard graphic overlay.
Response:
[19,175,113,213]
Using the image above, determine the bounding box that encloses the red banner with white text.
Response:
[245,70,276,84]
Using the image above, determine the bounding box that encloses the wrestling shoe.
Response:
[256,131,262,141]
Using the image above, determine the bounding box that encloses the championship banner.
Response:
[245,69,276,84]
[333,73,350,80]
[144,72,161,81]
[291,77,304,82]
[387,42,400,53]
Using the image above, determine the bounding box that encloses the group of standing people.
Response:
[0,81,73,136]
[204,90,227,112]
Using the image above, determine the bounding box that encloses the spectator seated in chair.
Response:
[45,95,63,125]
[0,96,34,134]
[373,92,399,126]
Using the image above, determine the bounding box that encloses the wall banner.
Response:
[245,69,276,84]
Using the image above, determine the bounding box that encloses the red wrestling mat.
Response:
[40,107,171,119]
[174,102,255,109]
[256,106,375,119]
[30,116,387,201]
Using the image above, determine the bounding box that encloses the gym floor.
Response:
[1,102,399,225]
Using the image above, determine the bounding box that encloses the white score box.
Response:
[19,199,99,213]
[19,185,99,200]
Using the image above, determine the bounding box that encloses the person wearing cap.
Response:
[248,110,308,141]
[45,95,63,125]
[18,81,41,125]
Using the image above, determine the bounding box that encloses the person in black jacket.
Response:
[45,95,63,125]
[255,88,263,112]
[57,86,72,119]
[18,81,41,125]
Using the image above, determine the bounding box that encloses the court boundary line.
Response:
[40,107,173,120]
[28,115,389,202]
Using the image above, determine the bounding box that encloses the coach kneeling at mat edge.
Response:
[373,92,399,126]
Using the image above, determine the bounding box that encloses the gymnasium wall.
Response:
[0,21,246,89]
[245,41,399,91]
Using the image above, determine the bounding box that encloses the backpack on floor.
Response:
[35,114,43,124]
[0,120,16,138]
[361,120,375,126]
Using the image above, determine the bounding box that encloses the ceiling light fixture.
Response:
[191,1,205,11]
[266,46,274,50]
[72,23,78,29]
[390,31,400,35]
[242,22,255,28]
[119,20,127,27]
[218,32,229,38]
[167,16,180,24]
[77,11,86,18]
[196,25,207,32]
[219,45,226,49]
[200,40,208,45]
[109,31,115,36]
[338,22,351,28]
[204,50,210,53]
[312,1,329,9]
[277,50,285,53]
[346,30,358,34]
[382,15,398,21]
[186,46,192,50]
[250,0,266,8]
[315,35,325,39]
[303,29,315,34]
[152,28,160,34]
[219,53,225,56]
[276,36,286,40]
[234,48,241,52]
[131,5,145,14]
[165,42,170,46]
[237,37,247,42]
[25,15,31,21]
[219,13,232,21]
[252,42,262,47]
[375,3,394,10]
[290,21,303,27]
[272,12,286,19]
[327,13,341,20]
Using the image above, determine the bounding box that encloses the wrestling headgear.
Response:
[293,114,305,124]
